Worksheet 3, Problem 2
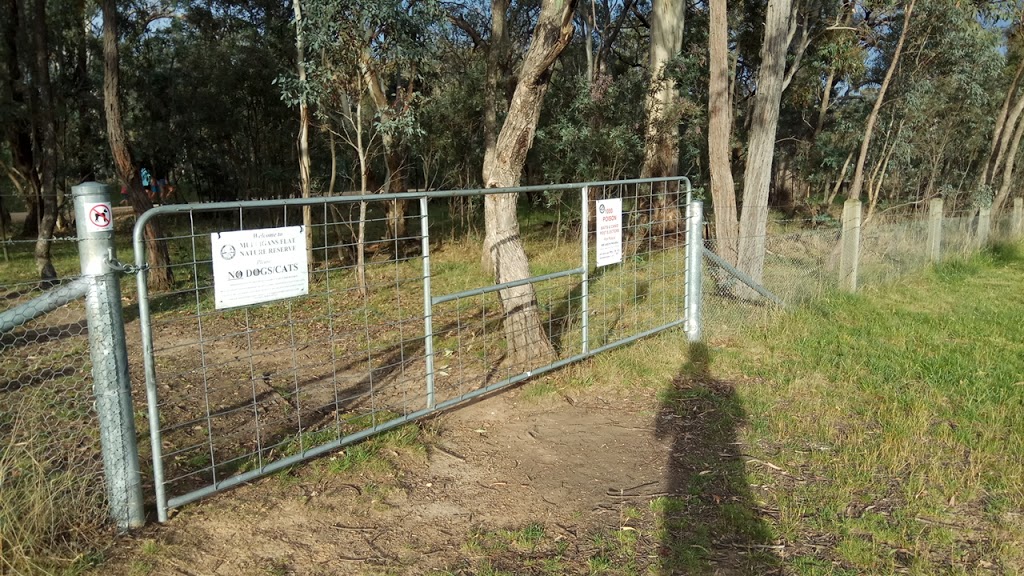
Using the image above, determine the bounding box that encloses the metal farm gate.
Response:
[131,176,708,521]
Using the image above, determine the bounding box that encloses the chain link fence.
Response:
[0,235,108,575]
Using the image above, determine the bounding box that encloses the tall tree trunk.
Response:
[29,0,57,285]
[481,0,578,367]
[814,66,837,140]
[979,56,1024,189]
[362,62,408,240]
[993,109,1024,212]
[292,0,314,265]
[483,0,510,175]
[101,0,173,290]
[640,0,685,236]
[847,0,915,202]
[988,88,1024,186]
[707,0,738,265]
[735,0,792,295]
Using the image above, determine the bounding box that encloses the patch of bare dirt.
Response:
[99,350,789,576]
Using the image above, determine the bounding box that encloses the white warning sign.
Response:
[595,198,623,267]
[211,226,309,309]
[85,202,113,232]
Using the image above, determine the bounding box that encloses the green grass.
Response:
[708,243,1024,574]
[432,244,1024,575]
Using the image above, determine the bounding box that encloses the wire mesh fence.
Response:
[0,236,109,573]
[2,182,1021,566]
[133,178,695,517]
[700,202,1022,343]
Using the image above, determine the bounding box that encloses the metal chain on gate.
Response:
[105,249,150,275]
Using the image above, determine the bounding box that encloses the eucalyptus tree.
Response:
[101,0,174,289]
[847,0,916,204]
[481,0,578,366]
[639,0,685,235]
[293,0,440,240]
[734,0,793,294]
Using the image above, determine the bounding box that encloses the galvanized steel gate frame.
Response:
[133,176,703,522]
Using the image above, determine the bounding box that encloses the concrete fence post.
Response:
[685,200,703,342]
[1013,198,1023,238]
[73,182,145,531]
[928,198,943,263]
[839,199,861,292]
[978,206,991,248]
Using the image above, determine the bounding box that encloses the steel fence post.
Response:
[685,200,703,342]
[840,199,861,292]
[928,198,943,263]
[73,182,145,531]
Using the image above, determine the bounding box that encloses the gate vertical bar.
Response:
[685,200,703,342]
[580,186,590,354]
[134,210,167,522]
[73,182,145,530]
[420,196,435,409]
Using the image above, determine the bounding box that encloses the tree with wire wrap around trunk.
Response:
[481,0,578,367]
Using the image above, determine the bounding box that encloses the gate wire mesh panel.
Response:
[428,181,689,403]
[142,200,427,505]
[0,237,107,569]
[140,178,692,511]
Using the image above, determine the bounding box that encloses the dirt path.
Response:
[100,354,778,576]
[103,389,662,574]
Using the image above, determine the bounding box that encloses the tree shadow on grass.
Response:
[654,342,781,575]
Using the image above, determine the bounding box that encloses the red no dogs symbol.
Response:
[89,205,112,229]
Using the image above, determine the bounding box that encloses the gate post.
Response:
[928,198,943,263]
[839,199,861,293]
[73,182,145,531]
[685,201,703,342]
[978,206,991,248]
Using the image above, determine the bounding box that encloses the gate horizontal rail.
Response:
[132,176,697,521]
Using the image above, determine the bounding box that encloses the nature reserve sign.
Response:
[595,198,623,267]
[210,226,308,309]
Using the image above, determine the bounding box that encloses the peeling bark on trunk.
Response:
[735,0,792,297]
[639,0,685,237]
[708,0,738,265]
[481,0,577,367]
[101,0,173,290]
